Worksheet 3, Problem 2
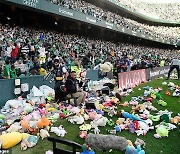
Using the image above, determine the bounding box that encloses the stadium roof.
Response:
[138,0,180,3]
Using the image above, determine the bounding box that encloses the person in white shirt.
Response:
[5,40,15,61]
[167,58,180,80]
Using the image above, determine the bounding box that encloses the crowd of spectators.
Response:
[117,0,180,21]
[0,22,179,79]
[47,0,180,44]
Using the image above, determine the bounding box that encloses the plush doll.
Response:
[160,114,170,123]
[93,127,100,134]
[0,132,24,149]
[144,97,153,102]
[39,129,50,140]
[28,120,37,129]
[147,115,160,122]
[61,108,70,116]
[67,115,84,125]
[133,120,139,130]
[107,129,116,134]
[108,107,117,117]
[119,101,129,107]
[70,107,81,115]
[38,47,46,64]
[155,92,162,99]
[129,101,139,106]
[99,62,113,73]
[37,117,51,128]
[173,89,180,97]
[138,121,154,132]
[117,111,122,117]
[162,81,167,85]
[7,123,22,133]
[150,92,156,99]
[110,97,120,104]
[121,111,144,122]
[79,131,87,139]
[90,117,107,128]
[45,150,53,154]
[128,122,135,133]
[88,112,102,120]
[135,129,147,136]
[59,113,65,119]
[155,122,176,131]
[134,138,145,148]
[80,143,95,154]
[139,114,147,120]
[165,90,171,96]
[50,126,67,137]
[158,100,167,107]
[79,124,92,131]
[94,101,104,110]
[168,82,175,87]
[145,119,153,126]
[155,126,169,137]
[116,118,125,125]
[79,69,87,80]
[157,109,172,118]
[154,133,161,139]
[106,119,115,126]
[114,125,121,132]
[84,114,90,121]
[125,145,145,154]
[20,135,38,150]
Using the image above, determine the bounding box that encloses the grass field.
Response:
[12,79,180,154]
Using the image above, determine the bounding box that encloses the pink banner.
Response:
[118,69,146,89]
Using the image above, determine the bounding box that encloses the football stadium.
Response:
[0,0,179,154]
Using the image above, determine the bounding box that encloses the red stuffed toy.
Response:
[133,120,139,130]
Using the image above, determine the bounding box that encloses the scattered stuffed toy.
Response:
[50,125,67,137]
[21,135,38,150]
[39,129,50,140]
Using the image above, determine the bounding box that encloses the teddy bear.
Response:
[99,62,113,73]
[90,117,107,128]
[39,129,50,140]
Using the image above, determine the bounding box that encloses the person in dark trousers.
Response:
[167,58,180,80]
[65,71,86,106]
[53,58,68,102]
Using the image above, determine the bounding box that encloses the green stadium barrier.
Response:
[0,75,54,107]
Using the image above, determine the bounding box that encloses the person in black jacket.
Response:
[65,71,86,106]
[53,58,68,102]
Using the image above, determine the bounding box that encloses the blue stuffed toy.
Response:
[80,144,95,154]
[125,145,145,154]
[122,111,144,122]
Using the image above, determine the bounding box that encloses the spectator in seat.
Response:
[11,42,20,63]
[2,60,11,79]
[65,71,86,106]
[10,64,18,78]
[14,58,27,76]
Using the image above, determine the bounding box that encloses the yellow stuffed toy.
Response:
[39,67,47,75]
[0,132,23,149]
